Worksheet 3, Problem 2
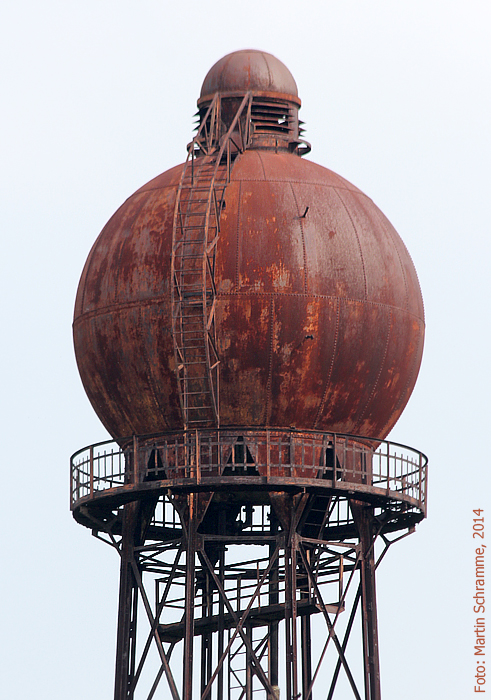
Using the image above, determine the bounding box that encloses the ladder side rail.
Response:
[199,93,253,425]
[172,93,252,429]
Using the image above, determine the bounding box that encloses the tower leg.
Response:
[183,495,197,700]
[246,625,253,700]
[114,501,139,700]
[269,514,279,698]
[301,613,312,700]
[217,547,225,699]
[352,503,381,700]
[284,532,299,700]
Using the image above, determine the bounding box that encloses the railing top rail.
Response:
[70,427,427,467]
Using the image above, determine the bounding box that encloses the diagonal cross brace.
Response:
[130,559,181,700]
[297,543,362,700]
[199,545,280,699]
[129,545,184,695]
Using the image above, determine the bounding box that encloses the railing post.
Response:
[423,453,428,516]
[132,435,138,485]
[333,433,338,480]
[386,441,390,497]
[89,446,94,498]
[72,458,80,506]
[72,461,77,506]
[196,429,200,485]
[418,451,423,511]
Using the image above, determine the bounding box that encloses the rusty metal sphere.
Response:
[74,53,424,442]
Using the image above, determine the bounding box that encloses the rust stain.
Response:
[74,128,424,442]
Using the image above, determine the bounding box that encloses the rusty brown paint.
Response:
[73,54,424,443]
[73,51,426,700]
[199,49,301,106]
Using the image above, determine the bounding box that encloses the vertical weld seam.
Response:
[265,297,275,426]
[138,305,171,430]
[85,318,119,436]
[114,193,151,300]
[94,314,137,436]
[370,205,409,312]
[353,309,392,435]
[78,196,143,314]
[262,51,273,89]
[334,189,367,301]
[235,181,242,291]
[256,151,268,180]
[290,183,308,293]
[379,317,424,438]
[313,297,341,429]
[219,54,234,92]
[78,242,96,315]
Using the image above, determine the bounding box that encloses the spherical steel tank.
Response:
[74,50,424,441]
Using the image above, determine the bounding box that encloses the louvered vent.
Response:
[250,99,295,136]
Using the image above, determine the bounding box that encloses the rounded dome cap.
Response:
[200,49,300,104]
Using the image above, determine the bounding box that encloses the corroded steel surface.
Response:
[199,49,300,105]
[74,148,424,440]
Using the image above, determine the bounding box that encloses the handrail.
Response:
[170,93,254,431]
[71,428,427,516]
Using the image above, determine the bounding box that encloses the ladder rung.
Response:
[182,187,212,193]
[175,263,203,268]
[175,254,204,259]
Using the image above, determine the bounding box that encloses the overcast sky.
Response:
[1,1,490,698]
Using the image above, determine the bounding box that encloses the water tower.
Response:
[71,50,426,700]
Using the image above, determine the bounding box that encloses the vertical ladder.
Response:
[228,631,248,700]
[171,92,252,430]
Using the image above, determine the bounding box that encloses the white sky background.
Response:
[1,0,490,697]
